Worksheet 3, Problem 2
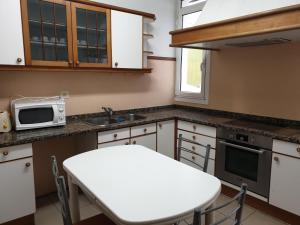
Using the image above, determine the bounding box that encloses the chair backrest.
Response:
[193,184,248,225]
[51,156,73,225]
[177,134,211,173]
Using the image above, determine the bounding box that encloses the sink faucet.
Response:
[102,107,114,119]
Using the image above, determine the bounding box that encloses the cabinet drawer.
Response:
[98,128,130,143]
[0,157,35,223]
[178,130,216,149]
[180,151,215,175]
[98,139,130,149]
[180,140,215,160]
[0,144,32,163]
[272,139,300,158]
[178,120,216,137]
[131,123,156,137]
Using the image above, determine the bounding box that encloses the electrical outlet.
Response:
[60,91,70,99]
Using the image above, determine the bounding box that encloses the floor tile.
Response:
[242,211,290,225]
[35,203,63,225]
[215,194,256,221]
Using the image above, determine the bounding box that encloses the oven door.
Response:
[216,139,272,198]
[15,105,59,130]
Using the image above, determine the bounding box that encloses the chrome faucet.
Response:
[102,107,114,119]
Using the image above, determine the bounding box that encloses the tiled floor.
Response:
[35,193,290,225]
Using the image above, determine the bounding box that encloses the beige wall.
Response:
[177,43,300,121]
[0,59,175,115]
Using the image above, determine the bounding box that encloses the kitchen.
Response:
[1,0,300,225]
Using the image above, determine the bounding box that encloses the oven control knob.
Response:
[59,116,64,121]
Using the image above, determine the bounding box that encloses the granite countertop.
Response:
[1,106,300,148]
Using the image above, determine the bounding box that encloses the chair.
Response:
[192,184,248,225]
[177,134,211,173]
[51,156,116,225]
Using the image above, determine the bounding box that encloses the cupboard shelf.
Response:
[76,26,106,32]
[28,19,66,28]
[30,41,67,47]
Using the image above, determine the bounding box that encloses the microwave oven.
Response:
[11,96,66,131]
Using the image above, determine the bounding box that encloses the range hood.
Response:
[170,0,300,50]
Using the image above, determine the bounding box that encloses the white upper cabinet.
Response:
[111,10,143,69]
[0,0,25,65]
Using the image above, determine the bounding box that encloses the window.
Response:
[175,0,210,104]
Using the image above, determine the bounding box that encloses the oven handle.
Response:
[218,140,266,155]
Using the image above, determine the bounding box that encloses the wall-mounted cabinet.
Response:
[0,0,25,66]
[71,2,111,68]
[0,0,155,72]
[21,0,73,67]
[111,11,143,69]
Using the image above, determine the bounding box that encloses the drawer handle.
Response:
[192,156,196,161]
[159,124,162,128]
[144,128,147,133]
[114,134,118,138]
[193,125,196,130]
[192,136,196,140]
[3,151,8,156]
[133,141,136,145]
[274,156,279,162]
[192,146,196,151]
[297,147,300,153]
[25,162,31,168]
[125,142,129,145]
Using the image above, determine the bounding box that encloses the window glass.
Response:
[180,11,203,94]
[181,0,206,8]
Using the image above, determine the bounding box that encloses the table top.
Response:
[63,145,221,225]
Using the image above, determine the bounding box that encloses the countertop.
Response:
[1,107,300,148]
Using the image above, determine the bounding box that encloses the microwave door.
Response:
[16,105,55,130]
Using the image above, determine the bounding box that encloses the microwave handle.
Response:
[218,140,266,155]
[52,105,59,123]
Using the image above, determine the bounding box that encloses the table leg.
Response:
[205,203,215,224]
[68,175,80,223]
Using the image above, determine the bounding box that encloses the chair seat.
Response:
[75,214,116,225]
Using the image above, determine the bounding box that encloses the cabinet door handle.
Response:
[25,162,31,168]
[193,125,196,130]
[17,58,22,63]
[114,134,118,138]
[144,128,147,133]
[125,142,129,145]
[158,124,162,128]
[115,62,118,68]
[3,151,9,156]
[297,147,300,153]
[133,141,136,144]
[274,156,279,162]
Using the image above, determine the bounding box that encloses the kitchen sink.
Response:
[84,114,146,127]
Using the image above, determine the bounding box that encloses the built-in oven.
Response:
[216,127,273,198]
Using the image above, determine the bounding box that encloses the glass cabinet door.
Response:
[22,0,73,66]
[71,3,112,68]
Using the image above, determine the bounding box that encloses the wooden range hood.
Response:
[170,4,300,51]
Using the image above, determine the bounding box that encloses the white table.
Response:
[63,145,221,225]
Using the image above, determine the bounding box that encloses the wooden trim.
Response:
[20,0,31,66]
[0,65,152,73]
[2,214,35,225]
[222,184,300,225]
[147,56,176,61]
[70,0,156,20]
[170,4,300,47]
[71,2,112,68]
[169,44,220,51]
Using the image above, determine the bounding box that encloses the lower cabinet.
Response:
[157,120,175,158]
[0,146,35,223]
[269,152,300,216]
[132,134,156,151]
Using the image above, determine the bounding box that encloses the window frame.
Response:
[175,0,210,104]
